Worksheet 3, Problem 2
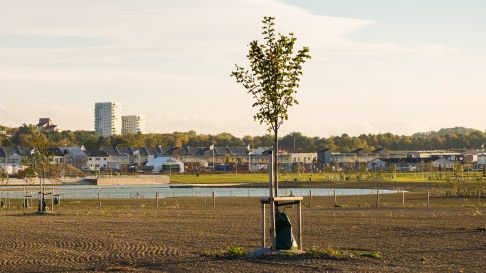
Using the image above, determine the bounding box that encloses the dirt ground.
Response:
[0,192,485,272]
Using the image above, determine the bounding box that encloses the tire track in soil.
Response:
[0,236,182,270]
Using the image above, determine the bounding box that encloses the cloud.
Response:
[0,0,469,136]
[0,0,449,66]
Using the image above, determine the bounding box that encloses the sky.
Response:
[0,0,485,137]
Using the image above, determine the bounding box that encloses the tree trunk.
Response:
[273,129,278,197]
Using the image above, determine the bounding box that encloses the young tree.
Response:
[231,16,310,195]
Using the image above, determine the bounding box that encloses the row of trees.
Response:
[1,125,486,152]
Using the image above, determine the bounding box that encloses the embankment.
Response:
[96,175,170,185]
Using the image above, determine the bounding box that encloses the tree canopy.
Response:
[1,124,485,152]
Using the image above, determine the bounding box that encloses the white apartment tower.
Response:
[122,115,144,135]
[94,102,122,137]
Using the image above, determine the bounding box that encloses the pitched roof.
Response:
[47,147,65,157]
[382,157,433,164]
[86,150,109,157]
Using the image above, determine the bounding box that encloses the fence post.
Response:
[212,191,216,209]
[51,194,54,213]
[156,192,159,209]
[402,190,405,207]
[309,190,312,208]
[478,190,481,206]
[376,190,380,208]
[334,190,337,206]
[427,191,430,207]
[98,193,101,209]
[261,203,266,248]
[297,201,303,251]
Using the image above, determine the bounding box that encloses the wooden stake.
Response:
[427,191,430,207]
[268,153,276,251]
[98,193,101,209]
[334,190,337,206]
[270,200,276,251]
[376,190,380,208]
[51,194,54,213]
[212,191,216,209]
[402,190,405,207]
[309,190,312,208]
[156,192,159,209]
[261,203,266,248]
[478,190,481,206]
[297,201,302,251]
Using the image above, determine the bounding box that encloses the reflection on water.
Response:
[1,185,398,199]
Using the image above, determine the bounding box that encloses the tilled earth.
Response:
[0,192,485,272]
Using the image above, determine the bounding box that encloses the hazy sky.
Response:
[1,0,485,137]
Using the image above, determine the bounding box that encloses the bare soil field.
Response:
[0,192,485,272]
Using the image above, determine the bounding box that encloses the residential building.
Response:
[37,118,58,133]
[367,158,387,171]
[59,146,87,169]
[0,163,24,175]
[86,150,109,171]
[121,115,144,135]
[47,148,65,164]
[478,153,486,166]
[278,152,317,172]
[317,149,331,165]
[99,146,131,171]
[432,158,455,171]
[0,147,34,164]
[94,102,121,137]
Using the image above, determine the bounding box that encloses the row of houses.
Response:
[0,146,318,174]
[86,146,317,173]
[2,145,485,175]
[318,148,486,171]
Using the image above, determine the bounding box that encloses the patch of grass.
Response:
[305,247,351,259]
[358,251,382,259]
[202,246,247,259]
[305,247,382,260]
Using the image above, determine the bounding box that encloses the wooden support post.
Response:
[7,192,10,209]
[309,190,312,208]
[427,191,430,207]
[478,190,481,206]
[51,194,54,213]
[98,193,101,209]
[269,200,276,251]
[212,191,216,209]
[376,190,380,208]
[156,192,159,209]
[402,190,405,207]
[268,153,276,251]
[261,203,266,248]
[297,201,302,251]
[334,190,337,206]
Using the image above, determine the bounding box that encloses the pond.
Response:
[1,185,399,199]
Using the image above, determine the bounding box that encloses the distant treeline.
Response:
[1,125,485,152]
